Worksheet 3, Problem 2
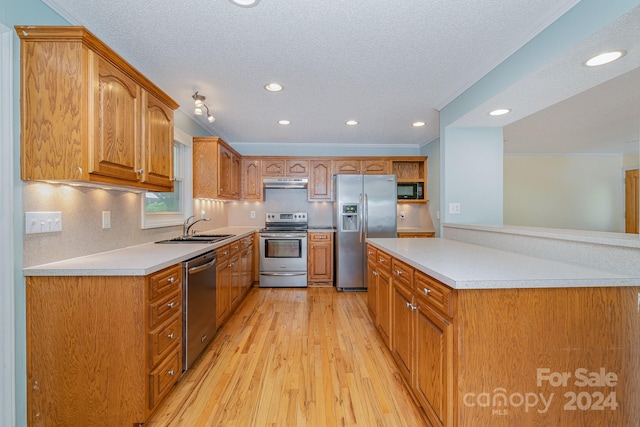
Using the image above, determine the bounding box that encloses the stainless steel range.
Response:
[259,212,308,288]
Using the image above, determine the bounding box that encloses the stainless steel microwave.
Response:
[397,182,424,200]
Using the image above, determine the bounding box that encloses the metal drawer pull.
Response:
[406,302,416,310]
[167,333,174,339]
[423,288,431,295]
[168,277,175,283]
[167,301,175,308]
[396,270,403,275]
[168,370,175,376]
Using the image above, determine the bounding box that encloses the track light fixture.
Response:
[192,91,215,123]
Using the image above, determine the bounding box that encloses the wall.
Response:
[504,155,625,232]
[438,0,639,232]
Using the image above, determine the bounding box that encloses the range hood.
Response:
[263,178,309,189]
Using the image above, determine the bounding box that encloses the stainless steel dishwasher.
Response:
[183,249,217,371]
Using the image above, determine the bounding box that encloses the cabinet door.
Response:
[285,159,309,177]
[415,304,453,427]
[362,159,390,174]
[262,159,285,176]
[143,91,174,190]
[376,268,392,348]
[366,261,378,321]
[309,160,332,200]
[333,159,361,174]
[242,159,262,200]
[229,253,241,307]
[192,138,219,199]
[218,145,236,198]
[392,283,414,384]
[216,258,230,327]
[231,153,241,198]
[308,240,333,282]
[93,56,141,182]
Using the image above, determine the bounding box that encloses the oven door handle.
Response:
[260,233,307,238]
[260,272,307,277]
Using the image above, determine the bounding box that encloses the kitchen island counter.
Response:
[23,226,259,277]
[367,237,640,289]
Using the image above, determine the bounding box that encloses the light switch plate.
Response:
[449,203,461,214]
[102,211,111,229]
[25,211,62,234]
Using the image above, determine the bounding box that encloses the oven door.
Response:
[259,232,308,287]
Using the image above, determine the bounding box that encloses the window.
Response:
[141,128,193,228]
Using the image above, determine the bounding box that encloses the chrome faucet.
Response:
[183,215,211,236]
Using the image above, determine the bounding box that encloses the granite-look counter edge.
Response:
[367,237,640,289]
[23,227,259,277]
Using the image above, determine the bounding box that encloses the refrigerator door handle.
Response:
[364,193,369,240]
[359,193,363,243]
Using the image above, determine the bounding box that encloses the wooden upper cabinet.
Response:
[309,160,332,200]
[92,55,141,182]
[262,159,285,176]
[333,158,390,175]
[16,26,178,191]
[242,158,262,200]
[333,159,361,175]
[143,91,174,189]
[218,144,241,199]
[262,158,309,177]
[193,137,241,200]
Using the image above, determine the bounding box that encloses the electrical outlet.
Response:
[25,211,62,234]
[250,211,256,219]
[449,203,461,214]
[400,211,405,219]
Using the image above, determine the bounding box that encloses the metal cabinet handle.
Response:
[167,301,175,308]
[422,288,431,295]
[168,277,175,283]
[136,169,144,174]
[406,302,416,310]
[168,370,175,376]
[373,271,378,276]
[396,270,403,276]
[167,333,174,339]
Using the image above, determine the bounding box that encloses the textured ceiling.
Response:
[41,0,628,150]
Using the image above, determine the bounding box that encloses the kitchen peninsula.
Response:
[366,237,640,427]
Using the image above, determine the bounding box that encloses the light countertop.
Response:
[23,227,259,277]
[367,237,640,289]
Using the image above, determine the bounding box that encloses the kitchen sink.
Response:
[155,234,235,244]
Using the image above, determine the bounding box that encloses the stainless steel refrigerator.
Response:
[333,174,397,291]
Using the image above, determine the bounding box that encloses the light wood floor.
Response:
[147,286,427,426]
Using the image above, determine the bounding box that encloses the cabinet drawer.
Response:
[229,240,241,255]
[392,259,414,290]
[309,232,333,242]
[149,315,181,367]
[240,235,253,249]
[376,250,392,273]
[415,271,454,318]
[148,265,181,300]
[366,245,377,263]
[217,244,230,262]
[149,289,181,329]
[149,346,181,410]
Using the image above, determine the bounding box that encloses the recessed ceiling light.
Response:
[345,120,359,126]
[228,0,260,7]
[412,121,426,127]
[278,120,291,125]
[264,82,283,92]
[585,50,626,67]
[489,108,511,116]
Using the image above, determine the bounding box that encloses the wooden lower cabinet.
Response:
[217,236,255,328]
[371,245,640,426]
[308,232,334,284]
[366,245,393,347]
[25,264,182,426]
[414,300,453,427]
